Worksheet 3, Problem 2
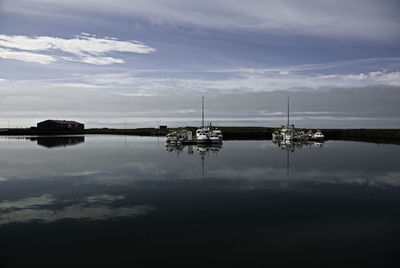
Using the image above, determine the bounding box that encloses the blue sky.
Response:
[0,0,399,128]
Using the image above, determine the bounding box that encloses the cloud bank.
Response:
[70,70,400,93]
[0,55,399,128]
[0,34,155,65]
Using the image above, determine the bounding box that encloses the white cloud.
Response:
[0,34,155,65]
[80,56,125,65]
[0,47,56,64]
[210,57,400,74]
[2,68,400,98]
[81,73,139,85]
[323,71,400,87]
[50,83,101,88]
[77,70,400,94]
[0,34,155,55]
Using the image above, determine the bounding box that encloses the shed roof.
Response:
[39,120,84,125]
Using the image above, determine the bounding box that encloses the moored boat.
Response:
[196,97,223,144]
[210,129,223,143]
[210,131,221,143]
[272,97,324,142]
[312,130,324,140]
[196,127,210,143]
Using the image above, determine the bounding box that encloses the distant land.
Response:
[1,127,400,145]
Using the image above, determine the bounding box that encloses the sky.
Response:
[0,0,399,128]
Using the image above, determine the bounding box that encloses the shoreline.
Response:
[1,126,400,145]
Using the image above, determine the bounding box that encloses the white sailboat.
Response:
[272,97,295,141]
[196,96,210,143]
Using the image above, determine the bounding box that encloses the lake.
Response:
[0,135,399,267]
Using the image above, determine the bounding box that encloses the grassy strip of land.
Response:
[1,127,400,144]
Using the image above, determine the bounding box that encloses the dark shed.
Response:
[37,120,84,131]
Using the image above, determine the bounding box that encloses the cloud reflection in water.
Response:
[0,193,154,226]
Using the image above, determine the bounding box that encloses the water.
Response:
[0,135,399,267]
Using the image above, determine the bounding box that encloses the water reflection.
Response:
[273,139,324,152]
[165,143,222,155]
[196,143,223,154]
[165,143,223,177]
[29,136,85,148]
[165,143,194,155]
[271,139,324,176]
[0,193,153,226]
[197,144,223,177]
[0,136,399,267]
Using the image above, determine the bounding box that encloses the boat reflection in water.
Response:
[165,143,194,155]
[30,136,85,148]
[273,138,323,152]
[165,142,223,177]
[165,142,222,155]
[272,139,324,176]
[196,143,223,154]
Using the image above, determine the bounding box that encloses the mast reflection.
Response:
[273,139,323,152]
[165,143,223,177]
[272,139,324,176]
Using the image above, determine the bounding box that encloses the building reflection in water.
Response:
[30,136,85,148]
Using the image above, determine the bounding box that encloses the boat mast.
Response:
[287,96,290,127]
[202,96,205,128]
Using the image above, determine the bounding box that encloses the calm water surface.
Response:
[0,135,399,267]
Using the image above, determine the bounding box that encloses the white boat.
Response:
[272,98,321,142]
[196,128,210,143]
[211,129,223,141]
[216,129,223,139]
[196,96,210,143]
[210,131,221,143]
[312,130,324,140]
[196,97,223,144]
[272,97,296,141]
[281,124,295,141]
